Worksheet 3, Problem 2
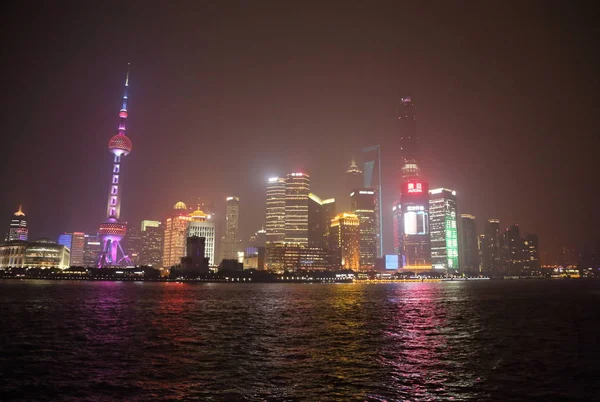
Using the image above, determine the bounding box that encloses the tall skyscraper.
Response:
[523,234,539,274]
[504,224,523,276]
[362,145,382,257]
[308,193,326,248]
[162,201,189,269]
[187,207,216,266]
[6,205,28,242]
[83,234,101,267]
[58,232,85,266]
[126,226,142,265]
[97,65,133,267]
[284,172,310,245]
[459,214,479,275]
[330,213,360,270]
[141,222,163,268]
[429,188,458,271]
[350,189,377,269]
[345,158,363,206]
[221,196,240,260]
[392,200,402,256]
[400,181,431,270]
[248,228,267,248]
[398,96,419,180]
[321,198,336,251]
[483,219,502,276]
[265,177,286,244]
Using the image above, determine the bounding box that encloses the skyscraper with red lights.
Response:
[97,65,134,267]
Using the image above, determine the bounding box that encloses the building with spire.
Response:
[97,65,133,267]
[6,205,28,242]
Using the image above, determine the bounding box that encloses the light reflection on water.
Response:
[0,280,599,401]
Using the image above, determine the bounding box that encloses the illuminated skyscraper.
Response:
[350,189,377,269]
[308,193,326,248]
[362,145,382,257]
[187,207,216,266]
[400,181,431,271]
[504,224,523,276]
[330,213,360,270]
[284,172,310,245]
[141,222,163,268]
[97,65,133,267]
[483,219,502,276]
[428,188,458,271]
[459,214,479,275]
[221,196,240,260]
[321,198,336,251]
[162,201,189,269]
[523,234,539,274]
[83,234,101,267]
[58,232,85,266]
[6,205,28,242]
[345,158,363,207]
[265,177,286,244]
[392,200,402,255]
[398,96,419,180]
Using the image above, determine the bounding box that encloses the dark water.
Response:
[0,280,599,401]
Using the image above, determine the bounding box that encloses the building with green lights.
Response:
[428,188,458,272]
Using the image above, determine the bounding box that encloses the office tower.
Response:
[477,234,486,273]
[83,234,101,266]
[523,234,539,273]
[248,228,267,248]
[187,207,216,266]
[392,200,402,255]
[162,201,189,269]
[505,224,524,276]
[57,232,85,266]
[345,158,363,206]
[141,220,161,232]
[0,239,70,269]
[180,236,209,275]
[126,226,141,265]
[330,213,360,270]
[221,196,240,260]
[308,193,326,248]
[350,189,377,270]
[284,172,310,245]
[399,181,431,270]
[7,205,28,242]
[428,188,458,271]
[459,214,479,275]
[483,219,502,276]
[322,198,336,251]
[265,177,286,244]
[362,145,382,257]
[398,96,419,180]
[141,222,163,268]
[97,65,133,267]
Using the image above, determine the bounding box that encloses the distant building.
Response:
[57,232,85,266]
[350,189,377,269]
[180,236,209,275]
[483,219,502,276]
[400,181,431,271]
[0,239,70,269]
[126,226,142,265]
[219,259,243,272]
[345,158,363,208]
[265,243,331,272]
[285,172,310,245]
[243,247,265,270]
[248,228,267,248]
[321,198,336,251]
[362,145,383,257]
[141,220,161,232]
[162,201,190,269]
[6,205,28,242]
[220,196,240,260]
[83,234,102,267]
[459,214,479,275]
[187,207,216,266]
[265,177,286,244]
[428,188,458,271]
[504,224,524,276]
[330,213,360,270]
[523,234,539,274]
[392,200,402,256]
[141,222,163,268]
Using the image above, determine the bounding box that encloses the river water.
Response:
[0,280,598,401]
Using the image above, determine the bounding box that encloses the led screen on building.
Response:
[445,212,459,269]
[403,210,429,235]
[385,254,399,270]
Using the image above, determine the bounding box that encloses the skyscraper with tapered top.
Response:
[97,65,133,267]
[6,205,28,242]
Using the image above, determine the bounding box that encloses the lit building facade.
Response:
[265,243,331,272]
[58,232,85,266]
[350,189,377,269]
[187,207,216,266]
[330,213,360,270]
[483,219,502,276]
[523,234,539,273]
[83,234,101,267]
[6,205,28,242]
[141,220,161,232]
[141,222,163,268]
[429,188,458,271]
[265,177,286,244]
[126,226,141,265]
[392,200,402,256]
[459,214,479,275]
[221,196,240,260]
[362,145,382,257]
[0,239,70,269]
[162,201,189,269]
[400,181,431,271]
[284,172,310,245]
[345,158,363,208]
[504,224,523,276]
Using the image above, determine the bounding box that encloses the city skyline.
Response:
[1,2,598,263]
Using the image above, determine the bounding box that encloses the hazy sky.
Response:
[1,1,598,262]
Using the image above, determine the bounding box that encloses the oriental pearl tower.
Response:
[97,65,134,267]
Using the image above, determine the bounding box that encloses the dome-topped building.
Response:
[174,201,187,210]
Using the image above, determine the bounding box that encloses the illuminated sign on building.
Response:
[403,210,429,235]
[407,182,423,193]
[385,254,399,270]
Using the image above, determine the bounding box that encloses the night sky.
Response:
[1,1,598,262]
